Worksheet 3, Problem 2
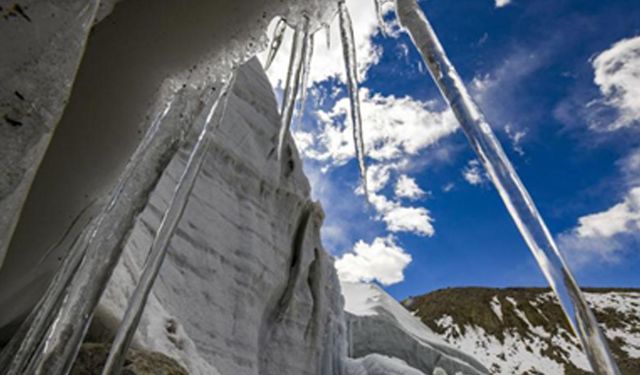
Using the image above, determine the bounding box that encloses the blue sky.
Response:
[263,0,640,300]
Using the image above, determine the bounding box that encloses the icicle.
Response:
[100,74,235,375]
[0,227,88,374]
[17,84,225,375]
[265,18,288,71]
[338,1,369,199]
[295,33,315,129]
[374,0,391,37]
[0,94,186,375]
[323,23,331,50]
[277,17,310,161]
[395,1,620,373]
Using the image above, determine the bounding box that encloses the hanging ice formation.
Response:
[295,33,315,128]
[324,23,332,49]
[0,75,234,374]
[1,1,622,373]
[101,74,236,375]
[270,4,368,197]
[393,0,620,373]
[338,1,369,198]
[277,17,310,161]
[0,95,182,375]
[265,18,288,71]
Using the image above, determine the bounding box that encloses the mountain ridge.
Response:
[402,286,640,374]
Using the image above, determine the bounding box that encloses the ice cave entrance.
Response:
[0,0,622,374]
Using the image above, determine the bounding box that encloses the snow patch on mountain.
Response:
[404,287,640,374]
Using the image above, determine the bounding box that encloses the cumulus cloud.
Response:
[591,36,640,130]
[295,88,458,166]
[395,175,426,200]
[495,0,512,8]
[558,187,640,266]
[335,235,412,285]
[575,187,640,238]
[292,86,455,238]
[462,159,487,186]
[369,193,435,236]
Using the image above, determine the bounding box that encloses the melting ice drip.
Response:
[0,0,620,374]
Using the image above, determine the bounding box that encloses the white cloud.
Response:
[558,187,640,266]
[575,187,640,238]
[366,163,393,193]
[495,0,512,8]
[335,235,412,285]
[442,182,455,193]
[505,124,527,156]
[370,193,435,236]
[295,88,458,166]
[395,175,426,200]
[293,86,455,237]
[462,159,487,186]
[592,36,640,130]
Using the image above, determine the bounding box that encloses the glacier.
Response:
[0,0,621,373]
[0,1,487,373]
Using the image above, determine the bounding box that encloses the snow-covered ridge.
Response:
[403,287,640,374]
[342,282,490,375]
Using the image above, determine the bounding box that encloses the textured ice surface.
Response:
[0,0,337,342]
[0,0,99,268]
[0,1,491,373]
[342,282,489,375]
[89,59,348,375]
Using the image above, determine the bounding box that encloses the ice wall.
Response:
[342,282,489,375]
[0,0,336,338]
[86,58,347,375]
[0,1,489,374]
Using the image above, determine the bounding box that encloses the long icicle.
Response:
[100,73,235,375]
[338,1,369,199]
[0,225,88,374]
[395,1,620,374]
[323,23,331,50]
[19,86,221,375]
[277,17,310,161]
[2,97,180,375]
[295,33,315,129]
[265,18,288,71]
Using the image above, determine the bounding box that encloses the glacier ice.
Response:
[101,75,236,375]
[338,1,369,199]
[265,18,288,71]
[277,17,310,161]
[0,0,100,269]
[296,33,315,129]
[0,0,622,373]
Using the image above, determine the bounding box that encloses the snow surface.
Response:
[342,282,489,375]
[430,290,640,374]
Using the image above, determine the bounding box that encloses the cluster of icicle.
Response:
[268,1,369,197]
[0,0,621,374]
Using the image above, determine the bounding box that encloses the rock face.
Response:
[403,287,640,374]
[72,343,188,375]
